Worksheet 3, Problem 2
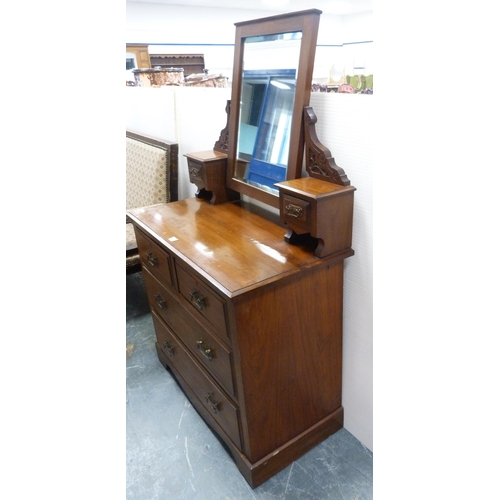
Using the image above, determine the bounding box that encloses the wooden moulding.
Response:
[240,408,344,488]
[156,343,343,489]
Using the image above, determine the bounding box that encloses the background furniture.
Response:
[126,131,178,274]
[126,44,151,69]
[346,74,373,92]
[149,53,205,77]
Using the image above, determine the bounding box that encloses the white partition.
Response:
[125,86,177,141]
[174,87,232,200]
[310,92,373,450]
[125,86,231,200]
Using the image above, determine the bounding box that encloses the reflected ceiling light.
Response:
[270,80,291,90]
[194,241,214,257]
[253,241,287,263]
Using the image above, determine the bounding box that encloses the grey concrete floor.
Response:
[126,271,373,499]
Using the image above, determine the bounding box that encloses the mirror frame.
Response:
[226,9,322,208]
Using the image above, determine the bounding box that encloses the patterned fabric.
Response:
[126,135,176,274]
[126,137,170,211]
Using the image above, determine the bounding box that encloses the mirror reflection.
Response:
[235,33,301,194]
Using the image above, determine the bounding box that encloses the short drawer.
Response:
[143,268,236,397]
[282,194,311,232]
[135,229,175,289]
[176,262,228,339]
[151,310,242,450]
[187,159,205,188]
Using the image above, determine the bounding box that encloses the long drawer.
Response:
[143,268,236,398]
[151,310,242,450]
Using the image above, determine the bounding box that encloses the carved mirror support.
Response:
[213,100,231,153]
[304,106,350,186]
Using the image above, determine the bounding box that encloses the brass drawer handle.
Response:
[197,340,214,361]
[189,167,202,179]
[163,340,174,356]
[285,203,304,218]
[190,290,206,311]
[205,392,220,414]
[154,292,167,309]
[146,252,158,267]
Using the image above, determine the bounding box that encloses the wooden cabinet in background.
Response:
[126,44,151,69]
[150,54,205,76]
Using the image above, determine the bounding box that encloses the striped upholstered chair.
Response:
[126,131,178,274]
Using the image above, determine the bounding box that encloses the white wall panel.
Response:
[126,4,278,44]
[125,86,177,142]
[310,92,373,450]
[126,86,231,200]
[174,86,232,200]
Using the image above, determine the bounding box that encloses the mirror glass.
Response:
[226,10,321,208]
[234,33,301,195]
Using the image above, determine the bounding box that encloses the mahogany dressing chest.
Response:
[127,9,356,488]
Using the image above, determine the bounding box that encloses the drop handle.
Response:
[190,290,206,310]
[285,203,303,218]
[146,252,158,267]
[163,340,174,356]
[154,292,167,309]
[189,167,202,178]
[205,393,220,414]
[197,340,214,361]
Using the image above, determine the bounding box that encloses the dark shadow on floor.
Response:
[126,271,150,321]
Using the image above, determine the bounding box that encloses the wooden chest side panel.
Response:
[232,260,344,463]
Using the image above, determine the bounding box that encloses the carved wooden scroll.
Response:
[213,100,231,153]
[303,106,350,186]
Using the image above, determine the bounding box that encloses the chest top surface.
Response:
[126,198,335,296]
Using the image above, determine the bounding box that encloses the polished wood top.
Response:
[184,150,227,162]
[127,198,351,297]
[276,177,355,198]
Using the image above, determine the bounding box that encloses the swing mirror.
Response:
[226,10,322,208]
